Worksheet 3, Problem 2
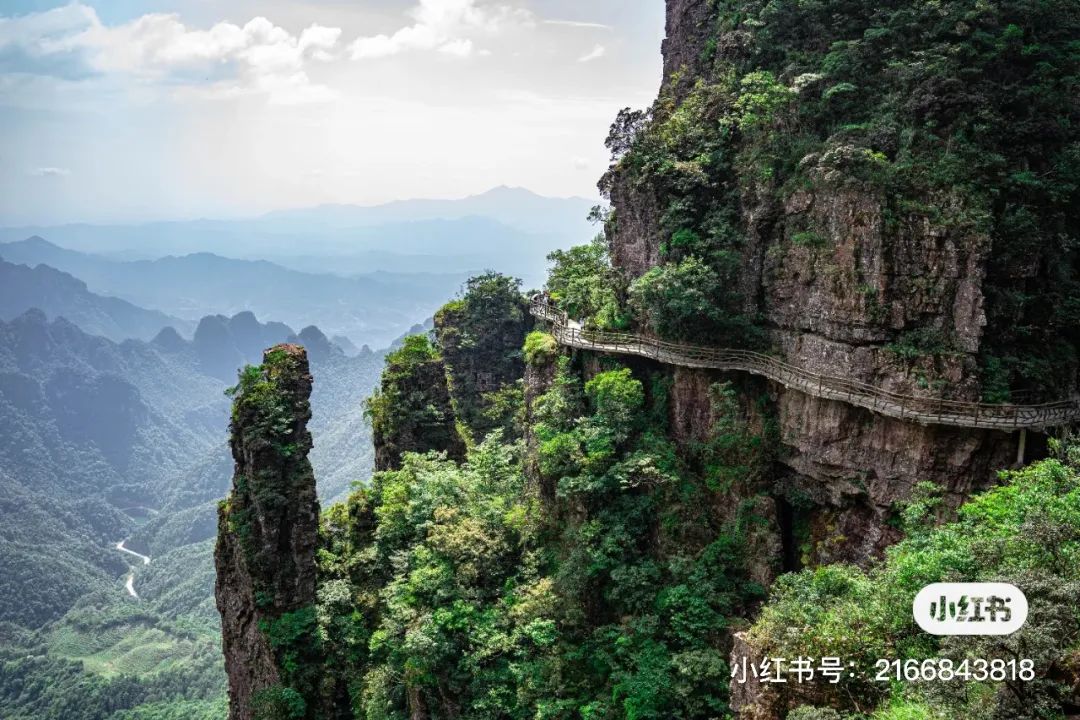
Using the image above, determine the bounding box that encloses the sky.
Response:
[0,0,665,225]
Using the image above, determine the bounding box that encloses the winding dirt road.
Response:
[116,539,151,599]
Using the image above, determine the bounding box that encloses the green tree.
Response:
[365,334,464,471]
[545,237,628,329]
[434,272,530,441]
[629,256,756,344]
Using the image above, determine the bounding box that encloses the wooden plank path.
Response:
[530,298,1080,431]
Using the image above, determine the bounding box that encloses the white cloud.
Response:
[0,4,100,79]
[299,25,342,62]
[578,44,606,63]
[349,0,532,60]
[0,4,341,104]
[544,20,611,30]
[438,38,475,57]
[29,167,71,177]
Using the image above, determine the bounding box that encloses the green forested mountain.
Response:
[4,0,1080,717]
[0,303,386,719]
[213,271,1080,720]
[0,309,224,626]
[211,0,1080,718]
[0,309,231,719]
[0,256,190,341]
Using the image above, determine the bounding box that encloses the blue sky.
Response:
[0,0,664,225]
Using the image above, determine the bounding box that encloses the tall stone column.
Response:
[215,344,320,720]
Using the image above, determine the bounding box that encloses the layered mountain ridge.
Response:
[0,295,386,719]
[0,255,190,341]
[0,237,469,349]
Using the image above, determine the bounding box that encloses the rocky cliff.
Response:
[369,274,531,471]
[602,0,1079,566]
[434,272,532,442]
[215,344,321,720]
[367,334,464,472]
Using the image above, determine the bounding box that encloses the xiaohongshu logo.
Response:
[913,583,1028,636]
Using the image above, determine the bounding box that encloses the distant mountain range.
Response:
[0,186,587,718]
[0,256,191,342]
[261,185,594,236]
[0,187,597,289]
[0,237,467,349]
[0,305,382,626]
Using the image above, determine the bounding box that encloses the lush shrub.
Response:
[734,71,795,132]
[434,272,529,440]
[523,331,558,365]
[789,708,846,720]
[545,237,629,329]
[315,438,546,719]
[584,368,645,443]
[629,257,731,342]
[746,449,1080,717]
[250,685,305,720]
[364,334,463,470]
[885,327,956,361]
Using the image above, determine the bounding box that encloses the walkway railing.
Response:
[530,297,1080,431]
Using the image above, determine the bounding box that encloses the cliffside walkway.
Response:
[530,297,1080,431]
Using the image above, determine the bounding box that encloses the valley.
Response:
[0,183,592,719]
[0,259,388,718]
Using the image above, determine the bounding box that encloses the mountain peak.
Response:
[472,185,585,202]
[478,185,530,196]
[14,235,60,250]
[151,326,187,352]
[216,343,320,719]
[15,307,48,325]
[296,325,337,359]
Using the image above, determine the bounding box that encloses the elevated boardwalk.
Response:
[530,298,1080,431]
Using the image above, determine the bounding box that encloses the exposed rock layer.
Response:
[215,344,320,720]
[606,0,1029,568]
[371,347,464,472]
[600,1,1080,715]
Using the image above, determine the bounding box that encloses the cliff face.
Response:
[367,335,464,472]
[434,273,532,442]
[603,0,1078,565]
[370,275,531,473]
[215,344,320,720]
[659,0,714,91]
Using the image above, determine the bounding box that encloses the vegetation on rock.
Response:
[208,2,1080,719]
[545,237,628,331]
[746,442,1080,719]
[296,326,777,718]
[434,272,531,442]
[216,345,321,720]
[600,0,1080,398]
[365,334,464,472]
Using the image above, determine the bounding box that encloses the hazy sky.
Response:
[0,0,665,225]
